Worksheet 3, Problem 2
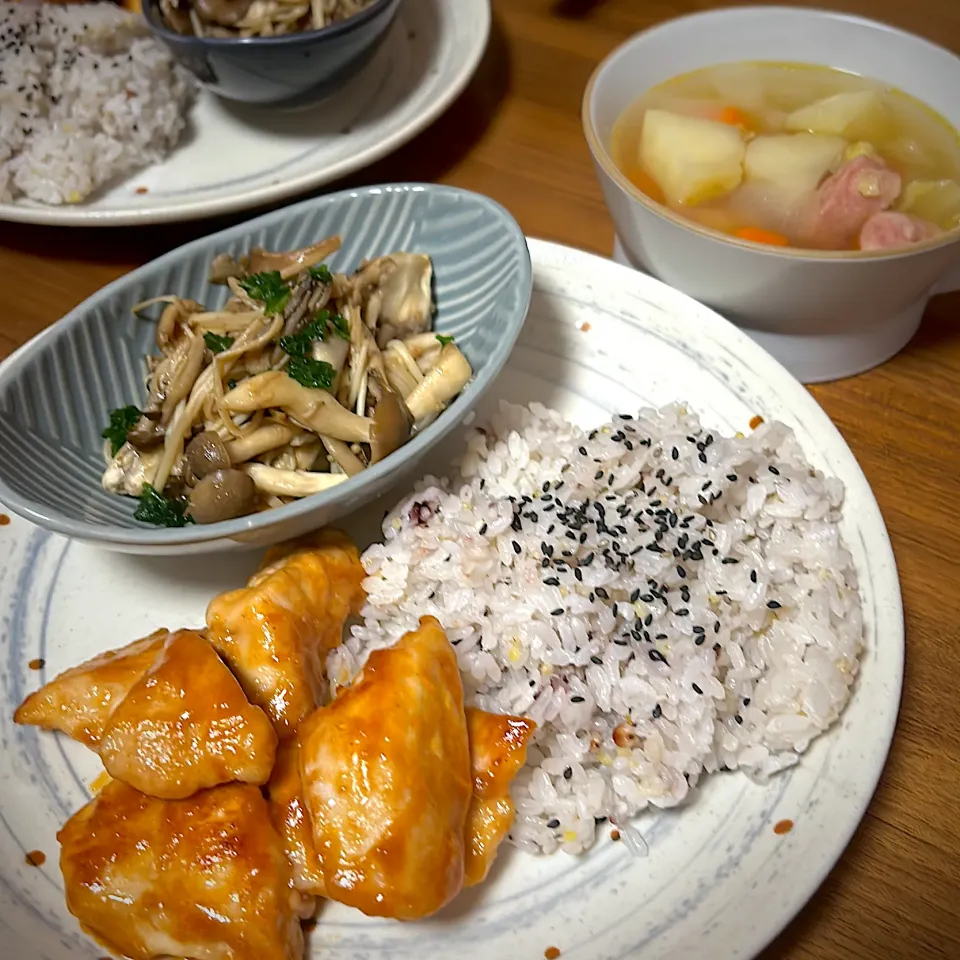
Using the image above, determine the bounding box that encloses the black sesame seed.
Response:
[644,613,653,627]
[590,655,603,665]
[655,633,667,640]
[722,557,739,565]
[695,635,706,646]
[578,446,588,456]
[693,624,705,634]
[767,600,782,609]
[692,683,703,695]
[629,589,640,602]
[547,818,561,828]
[743,698,751,706]
[479,523,488,535]
[714,621,721,633]
[649,649,668,665]
[698,452,707,464]
[750,569,758,583]
[542,481,550,492]
[544,577,560,586]
[594,470,604,480]
[571,695,585,703]
[547,524,556,534]
[563,767,573,780]
[671,446,679,460]
[574,567,583,582]
[512,540,521,555]
[541,558,550,567]
[735,715,744,725]
[769,466,780,475]
[652,703,662,719]
[511,514,522,532]
[675,608,689,617]
[727,473,738,482]
[677,565,687,579]
[551,608,564,616]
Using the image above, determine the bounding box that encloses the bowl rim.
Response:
[0,183,533,547]
[142,0,400,46]
[581,4,960,262]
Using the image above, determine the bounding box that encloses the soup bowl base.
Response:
[612,235,925,384]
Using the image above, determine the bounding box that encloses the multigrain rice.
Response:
[0,2,194,205]
[331,401,864,855]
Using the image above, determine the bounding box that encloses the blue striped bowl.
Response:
[0,184,532,554]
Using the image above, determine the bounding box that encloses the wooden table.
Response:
[1,1,958,957]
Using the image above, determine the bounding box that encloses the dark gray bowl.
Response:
[143,0,403,107]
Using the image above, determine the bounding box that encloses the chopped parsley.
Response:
[102,405,141,456]
[239,270,290,315]
[307,263,333,284]
[286,356,335,389]
[328,312,350,341]
[203,331,234,354]
[436,333,455,346]
[134,484,194,528]
[279,309,350,357]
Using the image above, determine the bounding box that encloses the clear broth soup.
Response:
[610,62,960,252]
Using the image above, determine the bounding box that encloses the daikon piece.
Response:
[744,133,847,194]
[640,109,746,206]
[897,179,960,229]
[784,90,886,138]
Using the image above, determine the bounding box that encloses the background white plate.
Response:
[0,0,490,227]
[0,239,902,960]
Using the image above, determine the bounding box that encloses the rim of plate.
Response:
[0,0,491,227]
[0,183,532,547]
[0,238,903,960]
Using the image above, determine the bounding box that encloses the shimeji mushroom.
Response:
[247,236,342,281]
[225,423,300,464]
[242,463,349,498]
[319,436,366,477]
[403,344,473,423]
[221,372,373,444]
[367,372,412,464]
[187,468,258,524]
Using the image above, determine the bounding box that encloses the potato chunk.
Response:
[744,133,846,195]
[640,109,746,206]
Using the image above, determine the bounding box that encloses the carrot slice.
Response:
[733,226,791,247]
[718,105,753,130]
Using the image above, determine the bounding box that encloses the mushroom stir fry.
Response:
[158,0,377,39]
[100,235,473,527]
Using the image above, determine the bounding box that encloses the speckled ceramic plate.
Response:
[0,0,489,227]
[0,239,903,960]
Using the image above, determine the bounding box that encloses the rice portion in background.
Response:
[0,2,195,205]
[332,401,864,856]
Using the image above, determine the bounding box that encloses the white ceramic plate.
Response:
[0,239,902,960]
[0,0,489,227]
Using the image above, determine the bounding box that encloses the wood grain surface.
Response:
[1,1,958,958]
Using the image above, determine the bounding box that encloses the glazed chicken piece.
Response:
[206,528,366,740]
[266,737,327,897]
[14,628,170,747]
[298,616,472,919]
[58,780,306,960]
[463,707,536,886]
[97,629,278,799]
